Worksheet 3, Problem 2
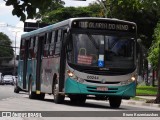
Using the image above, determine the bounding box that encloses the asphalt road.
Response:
[0,85,159,120]
[0,85,22,100]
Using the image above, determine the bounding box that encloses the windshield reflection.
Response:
[67,33,135,69]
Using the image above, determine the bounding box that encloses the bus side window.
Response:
[29,37,34,59]
[34,36,38,58]
[54,30,61,56]
[48,32,52,44]
[20,39,25,60]
[49,31,56,56]
[43,33,48,57]
[28,38,32,59]
[44,32,52,57]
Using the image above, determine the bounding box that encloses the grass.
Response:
[136,85,157,96]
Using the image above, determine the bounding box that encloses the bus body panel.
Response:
[41,57,60,93]
[28,59,37,92]
[17,60,24,89]
[18,59,36,91]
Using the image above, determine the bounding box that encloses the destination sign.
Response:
[72,20,136,32]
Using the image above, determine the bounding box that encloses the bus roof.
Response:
[21,17,136,38]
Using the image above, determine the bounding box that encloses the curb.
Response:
[122,100,160,108]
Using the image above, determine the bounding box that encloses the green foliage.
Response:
[35,0,65,20]
[0,32,14,64]
[148,22,160,69]
[4,0,64,21]
[41,5,101,24]
[136,85,157,96]
[104,0,160,48]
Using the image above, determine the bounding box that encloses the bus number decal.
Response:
[87,76,99,80]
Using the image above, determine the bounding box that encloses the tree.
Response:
[0,32,14,64]
[35,0,65,20]
[3,0,65,21]
[148,22,160,103]
[41,5,101,24]
[101,0,160,48]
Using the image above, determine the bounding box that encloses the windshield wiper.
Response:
[87,33,99,50]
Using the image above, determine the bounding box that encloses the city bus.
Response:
[14,17,137,108]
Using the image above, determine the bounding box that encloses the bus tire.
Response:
[14,86,20,93]
[53,81,65,104]
[69,95,86,104]
[109,97,122,108]
[37,93,45,100]
[29,77,36,99]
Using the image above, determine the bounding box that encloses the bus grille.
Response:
[85,80,120,84]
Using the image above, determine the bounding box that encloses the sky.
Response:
[0,0,96,55]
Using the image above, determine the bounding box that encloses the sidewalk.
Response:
[137,96,156,100]
[122,96,160,108]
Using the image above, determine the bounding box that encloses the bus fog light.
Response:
[67,70,74,77]
[78,78,84,83]
[121,81,127,85]
[121,80,130,85]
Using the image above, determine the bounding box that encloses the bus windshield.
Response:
[67,32,135,69]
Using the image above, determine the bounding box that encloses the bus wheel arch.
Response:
[52,74,65,104]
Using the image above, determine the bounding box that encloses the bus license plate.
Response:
[97,87,108,91]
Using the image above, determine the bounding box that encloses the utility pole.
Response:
[12,31,20,76]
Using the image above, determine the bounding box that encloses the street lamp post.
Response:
[12,31,20,76]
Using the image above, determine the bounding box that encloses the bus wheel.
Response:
[37,93,45,100]
[69,95,86,104]
[109,97,122,108]
[29,78,36,99]
[14,86,20,93]
[53,81,64,104]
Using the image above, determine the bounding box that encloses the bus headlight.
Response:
[121,76,136,85]
[131,76,136,81]
[67,70,74,77]
[67,70,84,83]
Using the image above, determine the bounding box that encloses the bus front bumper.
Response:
[65,78,136,97]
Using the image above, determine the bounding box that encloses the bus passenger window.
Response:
[49,31,56,56]
[47,32,52,43]
[34,37,38,58]
[43,33,50,57]
[54,30,61,55]
[28,38,32,59]
[29,37,34,58]
[20,50,24,60]
[20,39,25,60]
